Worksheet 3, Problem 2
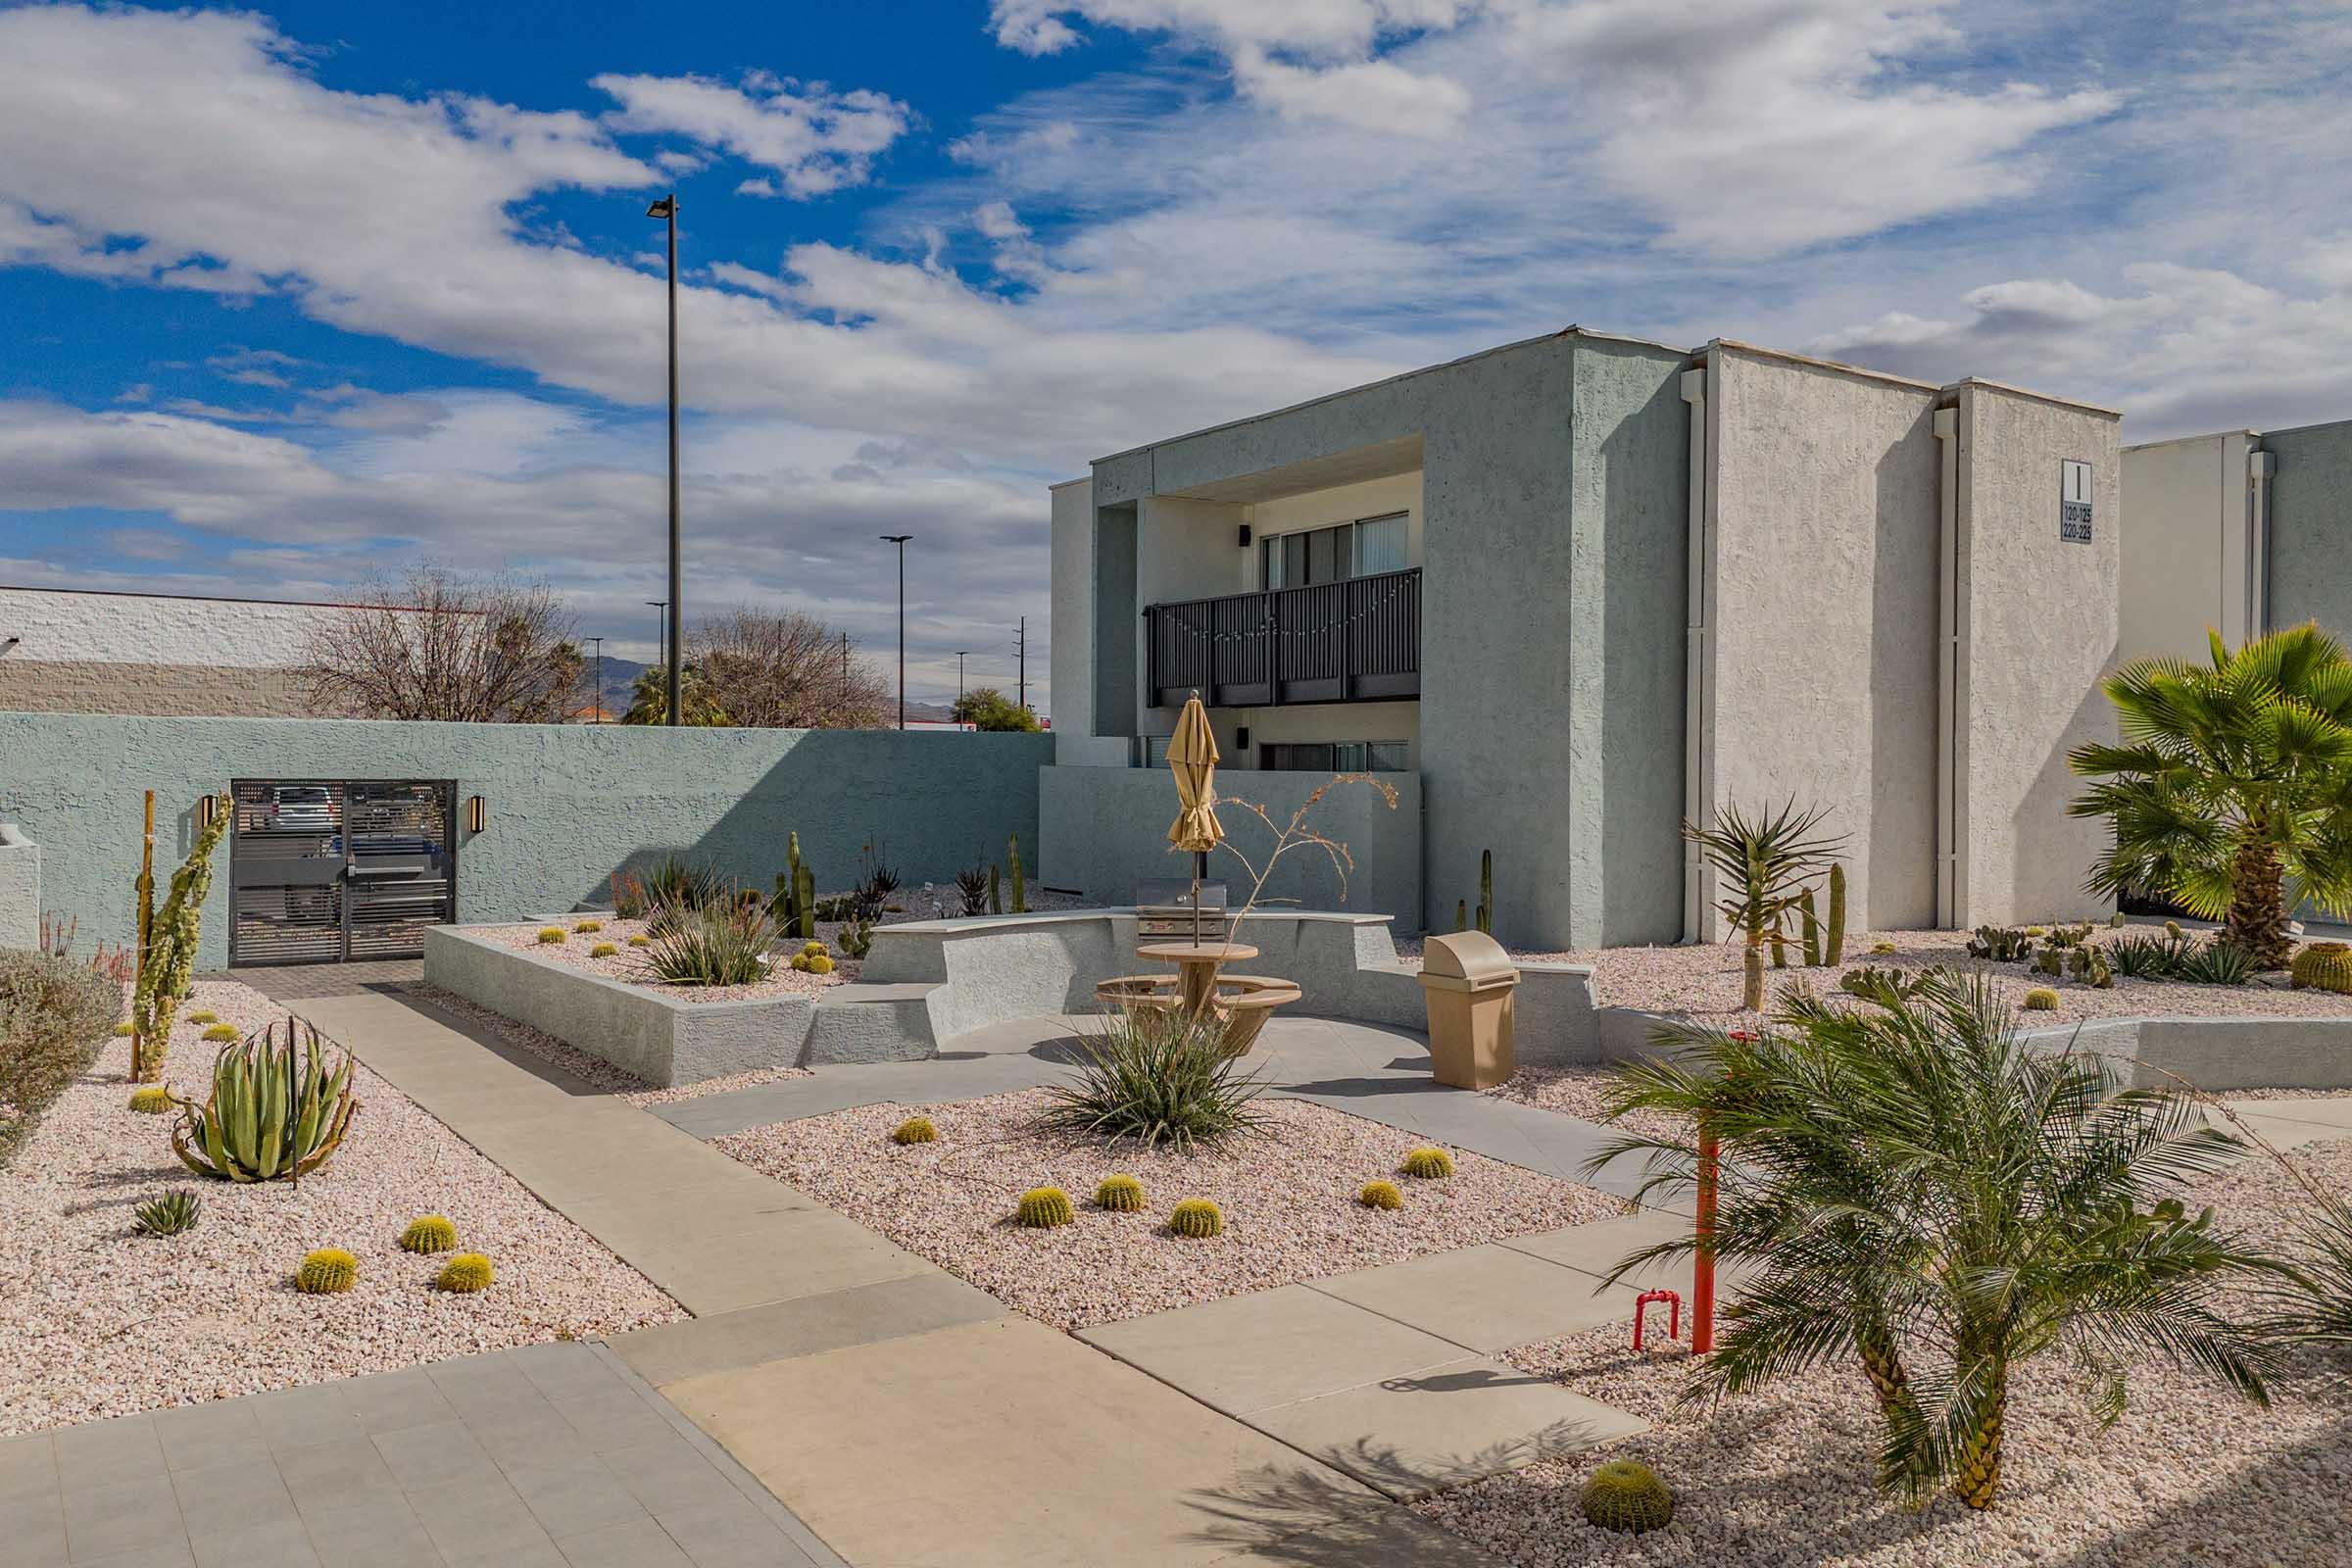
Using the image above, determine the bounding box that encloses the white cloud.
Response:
[592,71,911,197]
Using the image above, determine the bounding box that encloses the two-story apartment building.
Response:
[1044,327,2124,953]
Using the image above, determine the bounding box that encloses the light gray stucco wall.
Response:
[1953,384,2121,924]
[0,824,38,951]
[1037,765,1420,927]
[0,713,1053,971]
[1082,330,1690,951]
[1049,479,1124,766]
[1705,348,1942,931]
[2262,416,2352,641]
[2119,432,2260,661]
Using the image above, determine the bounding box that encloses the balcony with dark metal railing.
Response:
[1145,567,1420,709]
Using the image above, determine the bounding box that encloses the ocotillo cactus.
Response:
[1825,863,1847,965]
[1799,887,1821,966]
[1008,834,1027,913]
[1476,849,1493,934]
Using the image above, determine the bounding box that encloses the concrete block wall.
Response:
[0,713,1054,971]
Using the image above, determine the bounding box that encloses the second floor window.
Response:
[1262,512,1408,588]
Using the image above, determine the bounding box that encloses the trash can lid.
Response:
[1418,929,1519,992]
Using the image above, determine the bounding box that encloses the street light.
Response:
[645,600,667,681]
[587,636,604,722]
[647,192,682,727]
[878,535,912,730]
[955,650,969,704]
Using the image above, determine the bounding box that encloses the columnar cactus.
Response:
[1008,834,1028,914]
[297,1248,359,1295]
[1579,1459,1673,1534]
[1016,1187,1074,1228]
[795,862,816,941]
[1477,849,1493,935]
[1095,1174,1146,1211]
[1799,886,1821,967]
[1825,862,1847,965]
[989,864,1003,915]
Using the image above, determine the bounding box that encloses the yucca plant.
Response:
[2071,624,2352,968]
[642,854,724,912]
[1684,800,1846,1010]
[1042,1006,1271,1152]
[1591,969,2279,1510]
[643,896,777,986]
[171,1017,360,1183]
[2264,1191,2352,1346]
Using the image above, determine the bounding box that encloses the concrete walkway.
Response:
[292,990,1504,1568]
[0,1342,835,1568]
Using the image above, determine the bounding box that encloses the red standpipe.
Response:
[1692,1114,1718,1355]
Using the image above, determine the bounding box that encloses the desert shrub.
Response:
[0,950,121,1167]
[644,897,777,986]
[2107,932,2186,978]
[1041,1006,1271,1152]
[610,868,649,920]
[644,854,725,912]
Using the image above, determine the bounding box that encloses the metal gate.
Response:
[228,779,457,965]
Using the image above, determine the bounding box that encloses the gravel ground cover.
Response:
[0,977,681,1436]
[404,982,811,1105]
[717,1087,1626,1332]
[1415,1137,2352,1568]
[1489,1066,1689,1145]
[1399,927,2352,1026]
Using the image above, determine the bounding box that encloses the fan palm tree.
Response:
[2070,623,2352,967]
[1592,970,2278,1510]
[1684,800,1844,1010]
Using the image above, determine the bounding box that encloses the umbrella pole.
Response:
[1192,850,1205,946]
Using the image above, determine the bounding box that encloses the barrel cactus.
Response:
[184,1011,219,1026]
[537,927,565,945]
[1358,1179,1402,1211]
[1016,1186,1074,1228]
[1169,1198,1225,1238]
[400,1215,459,1254]
[297,1248,359,1295]
[1095,1174,1147,1212]
[127,1086,172,1114]
[627,934,652,948]
[590,942,617,957]
[1579,1458,1672,1534]
[573,919,603,933]
[2291,941,2352,995]
[2023,987,2060,1011]
[112,1020,134,1038]
[436,1252,495,1293]
[201,1024,238,1042]
[1400,1147,1455,1180]
[891,1116,937,1146]
[133,1189,202,1237]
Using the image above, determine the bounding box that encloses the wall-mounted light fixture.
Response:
[1236,524,1251,548]
[466,795,487,834]
[196,793,222,832]
[1235,725,1251,751]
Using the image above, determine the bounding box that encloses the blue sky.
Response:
[2,0,2348,710]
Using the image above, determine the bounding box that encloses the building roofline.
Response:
[0,582,465,613]
[2122,428,2261,453]
[1705,338,1945,394]
[1091,326,1690,466]
[1049,476,1092,492]
[2248,413,2352,441]
[1945,376,2122,420]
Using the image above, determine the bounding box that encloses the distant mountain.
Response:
[573,655,960,726]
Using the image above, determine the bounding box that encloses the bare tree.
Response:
[653,608,890,728]
[302,564,583,722]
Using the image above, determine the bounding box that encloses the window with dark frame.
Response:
[1260,512,1409,588]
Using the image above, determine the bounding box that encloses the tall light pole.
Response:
[878,534,911,729]
[647,192,682,726]
[645,600,667,679]
[587,636,605,722]
[955,651,968,704]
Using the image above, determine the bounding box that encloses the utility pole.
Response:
[647,192,682,726]
[878,535,912,729]
[1015,616,1028,711]
[646,601,666,686]
[955,651,968,704]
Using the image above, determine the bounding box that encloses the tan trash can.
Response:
[1418,930,1519,1090]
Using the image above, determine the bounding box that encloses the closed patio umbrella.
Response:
[1165,694,1223,943]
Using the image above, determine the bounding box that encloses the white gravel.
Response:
[405,983,811,1106]
[0,978,681,1436]
[1399,927,2352,1026]
[1414,1136,2352,1567]
[717,1089,1625,1332]
[1489,1066,1690,1145]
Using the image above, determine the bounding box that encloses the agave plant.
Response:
[1042,1005,1271,1152]
[1683,800,1845,1010]
[171,1017,360,1183]
[1592,969,2279,1510]
[955,862,990,917]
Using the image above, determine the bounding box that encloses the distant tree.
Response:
[302,564,581,722]
[631,609,889,729]
[620,665,731,726]
[951,686,1042,732]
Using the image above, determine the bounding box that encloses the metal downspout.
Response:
[2250,448,2276,636]
[1680,365,1711,944]
[1934,405,1961,930]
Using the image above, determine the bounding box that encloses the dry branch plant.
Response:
[301,564,583,722]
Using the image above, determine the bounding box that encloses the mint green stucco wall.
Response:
[0,714,1053,970]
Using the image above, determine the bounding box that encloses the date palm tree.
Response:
[1592,970,2278,1510]
[2070,623,2352,967]
[1684,800,1844,1010]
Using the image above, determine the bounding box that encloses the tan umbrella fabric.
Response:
[1164,695,1224,852]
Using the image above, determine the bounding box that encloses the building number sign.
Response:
[2060,459,2093,544]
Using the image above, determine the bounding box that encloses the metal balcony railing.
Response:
[1145,567,1420,709]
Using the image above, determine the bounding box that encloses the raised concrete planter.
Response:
[423,926,816,1088]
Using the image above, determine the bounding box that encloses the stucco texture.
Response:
[2263,417,2352,642]
[1954,384,2121,924]
[0,713,1053,970]
[1704,348,1941,932]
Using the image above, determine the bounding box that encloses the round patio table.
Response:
[1135,941,1259,1020]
